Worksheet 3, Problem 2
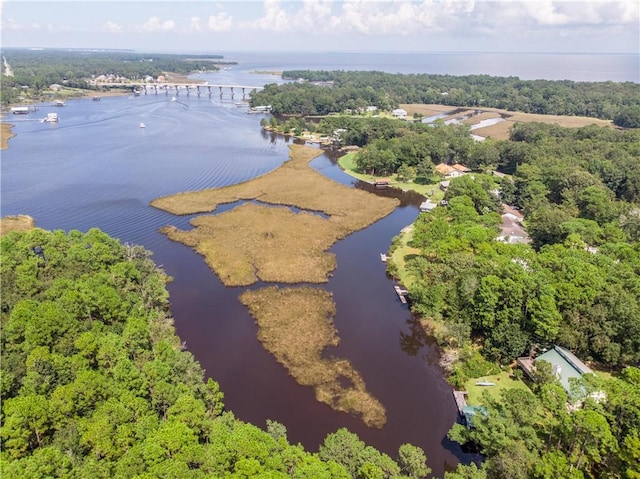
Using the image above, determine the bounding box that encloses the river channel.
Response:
[1,68,478,476]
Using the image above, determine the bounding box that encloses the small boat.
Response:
[139,122,146,128]
[171,96,177,102]
[92,96,101,101]
[380,253,387,262]
[42,112,58,123]
[52,100,66,107]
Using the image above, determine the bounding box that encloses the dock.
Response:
[394,285,408,304]
[453,391,468,416]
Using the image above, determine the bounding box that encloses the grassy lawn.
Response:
[464,370,531,406]
[389,226,421,288]
[337,152,443,198]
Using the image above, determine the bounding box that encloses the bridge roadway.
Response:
[98,82,264,98]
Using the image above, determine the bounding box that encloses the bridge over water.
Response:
[98,82,264,98]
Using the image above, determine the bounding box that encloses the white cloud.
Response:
[189,16,201,32]
[139,16,175,32]
[1,0,637,53]
[46,22,71,32]
[207,12,233,32]
[0,17,23,30]
[104,21,123,33]
[244,0,291,32]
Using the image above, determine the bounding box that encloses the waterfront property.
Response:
[10,106,30,114]
[517,345,595,396]
[434,162,471,179]
[419,200,438,212]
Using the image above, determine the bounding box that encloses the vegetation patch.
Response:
[387,225,421,286]
[153,144,399,286]
[338,152,441,197]
[0,215,35,237]
[240,285,386,428]
[1,122,15,149]
[400,103,614,140]
[160,203,338,286]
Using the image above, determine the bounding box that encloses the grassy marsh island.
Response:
[240,286,386,428]
[151,143,398,425]
[1,122,15,149]
[152,144,399,286]
[0,215,35,237]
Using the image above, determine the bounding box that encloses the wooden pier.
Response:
[394,285,408,304]
[453,391,468,416]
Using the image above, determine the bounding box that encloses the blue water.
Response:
[221,51,639,83]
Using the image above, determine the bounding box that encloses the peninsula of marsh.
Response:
[151,143,399,427]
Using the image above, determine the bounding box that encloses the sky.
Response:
[1,0,638,55]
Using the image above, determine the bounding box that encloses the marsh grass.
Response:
[153,144,399,286]
[0,215,35,237]
[153,144,394,426]
[1,123,15,150]
[240,286,387,428]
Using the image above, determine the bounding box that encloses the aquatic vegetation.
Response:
[152,144,397,425]
[240,285,386,428]
[153,144,398,286]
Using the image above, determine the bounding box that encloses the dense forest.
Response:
[0,228,432,478]
[249,70,640,127]
[0,48,230,105]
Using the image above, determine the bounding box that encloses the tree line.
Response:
[0,227,431,478]
[0,48,231,106]
[249,70,640,126]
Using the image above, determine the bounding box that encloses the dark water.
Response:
[1,89,471,476]
[3,51,631,475]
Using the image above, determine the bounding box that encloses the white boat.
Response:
[42,112,58,123]
[171,96,177,102]
[139,122,146,128]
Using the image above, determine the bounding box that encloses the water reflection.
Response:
[399,317,431,357]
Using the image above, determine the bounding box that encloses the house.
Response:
[452,163,471,174]
[435,162,471,179]
[517,346,599,398]
[419,200,438,212]
[439,180,450,191]
[392,108,407,119]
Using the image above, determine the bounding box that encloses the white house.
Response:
[392,108,407,119]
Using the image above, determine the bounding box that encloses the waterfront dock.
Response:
[394,285,408,304]
[453,390,468,416]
